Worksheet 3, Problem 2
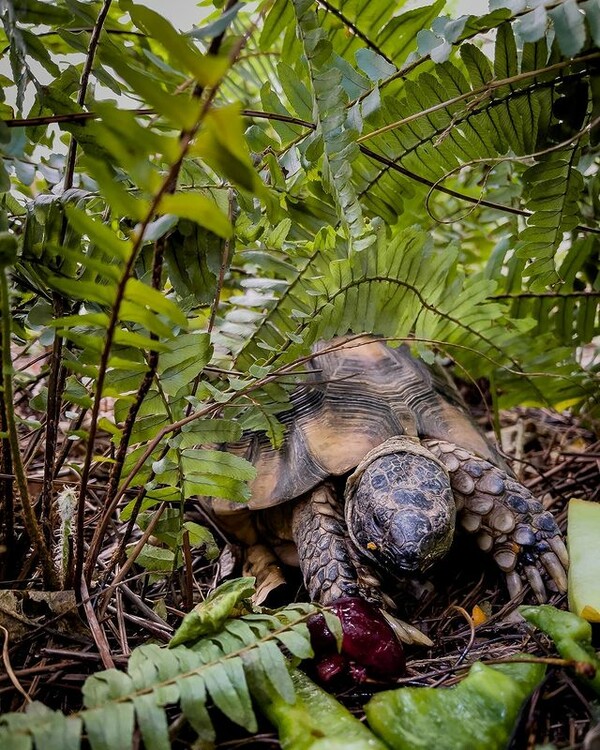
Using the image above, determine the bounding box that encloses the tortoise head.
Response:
[345,440,456,575]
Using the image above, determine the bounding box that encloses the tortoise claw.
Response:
[524,565,546,603]
[505,570,523,600]
[549,536,569,568]
[540,550,568,593]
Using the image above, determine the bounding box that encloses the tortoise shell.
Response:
[219,336,502,512]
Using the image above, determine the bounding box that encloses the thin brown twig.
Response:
[182,530,194,611]
[84,0,244,582]
[6,102,599,233]
[98,502,168,616]
[84,241,166,581]
[423,115,600,225]
[0,268,58,587]
[80,578,115,670]
[493,291,600,300]
[74,96,218,588]
[63,0,114,190]
[0,625,32,704]
[358,143,600,235]
[40,0,115,590]
[208,189,235,334]
[315,0,393,65]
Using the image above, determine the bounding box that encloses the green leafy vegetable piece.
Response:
[567,498,600,621]
[169,577,256,647]
[520,604,600,696]
[248,666,388,750]
[365,658,545,750]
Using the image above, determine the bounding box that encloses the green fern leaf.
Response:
[0,580,320,749]
[204,658,258,732]
[132,694,170,750]
[157,332,212,396]
[276,626,315,660]
[24,704,81,750]
[83,705,134,750]
[292,0,367,247]
[317,0,444,67]
[176,419,243,449]
[176,674,214,745]
[516,148,585,291]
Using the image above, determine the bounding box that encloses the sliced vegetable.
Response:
[567,498,600,621]
[248,666,388,750]
[364,658,545,750]
[520,604,600,696]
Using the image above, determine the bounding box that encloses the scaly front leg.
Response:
[424,439,568,602]
[291,483,428,645]
[291,483,383,605]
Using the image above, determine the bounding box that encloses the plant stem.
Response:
[0,356,14,578]
[81,0,249,586]
[40,0,115,585]
[39,299,64,550]
[63,0,114,189]
[0,269,58,588]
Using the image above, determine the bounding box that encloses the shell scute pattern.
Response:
[220,338,501,512]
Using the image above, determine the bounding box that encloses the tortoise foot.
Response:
[425,439,568,602]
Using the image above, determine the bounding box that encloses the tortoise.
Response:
[207,336,568,629]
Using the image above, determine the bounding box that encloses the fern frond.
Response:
[292,0,367,247]
[351,25,596,290]
[0,601,317,750]
[233,224,515,372]
[516,147,585,291]
[491,235,600,347]
[315,0,445,67]
[234,226,338,369]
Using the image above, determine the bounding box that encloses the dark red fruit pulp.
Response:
[307,597,405,685]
